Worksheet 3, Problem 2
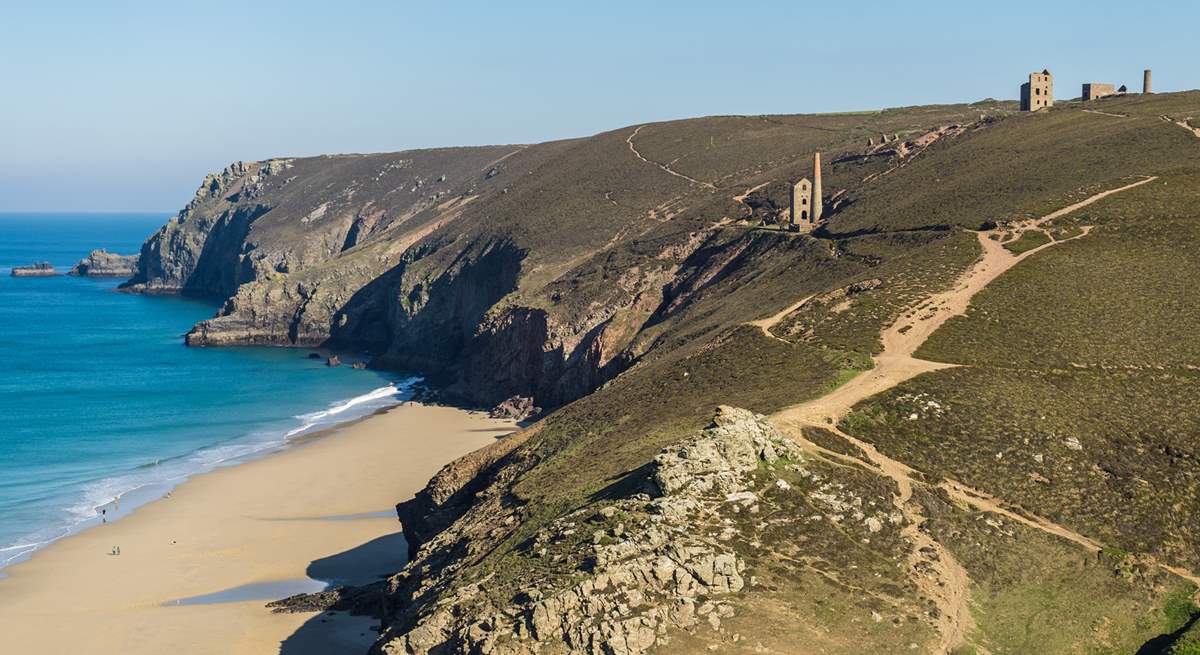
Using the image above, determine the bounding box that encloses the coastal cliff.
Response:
[122,103,996,410]
[122,141,676,407]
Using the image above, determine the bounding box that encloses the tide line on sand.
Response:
[0,402,517,655]
[0,380,417,574]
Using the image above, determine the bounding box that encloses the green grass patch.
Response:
[822,366,867,394]
[1171,623,1200,655]
[1163,584,1200,629]
[1002,230,1051,254]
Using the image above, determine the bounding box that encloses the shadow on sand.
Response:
[277,531,408,655]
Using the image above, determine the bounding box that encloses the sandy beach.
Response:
[0,403,516,655]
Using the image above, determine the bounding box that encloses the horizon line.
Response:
[0,211,174,215]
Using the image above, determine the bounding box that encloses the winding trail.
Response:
[1163,115,1200,139]
[1082,109,1130,119]
[733,182,769,204]
[482,146,528,170]
[747,295,813,343]
[757,175,1175,654]
[626,126,716,189]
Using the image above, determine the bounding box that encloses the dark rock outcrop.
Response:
[68,249,139,277]
[488,396,539,421]
[394,427,535,562]
[267,581,385,616]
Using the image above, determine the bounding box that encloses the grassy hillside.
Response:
[825,92,1200,652]
[131,91,1200,654]
[350,91,1200,655]
[841,95,1200,572]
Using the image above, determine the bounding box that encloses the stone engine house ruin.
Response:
[789,152,823,233]
[1020,69,1054,111]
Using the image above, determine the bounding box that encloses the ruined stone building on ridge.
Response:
[789,152,823,233]
[1082,69,1151,101]
[1021,69,1054,111]
[1041,67,1152,106]
[1082,83,1116,101]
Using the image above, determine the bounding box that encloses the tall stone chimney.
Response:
[812,152,823,222]
[1144,69,1153,94]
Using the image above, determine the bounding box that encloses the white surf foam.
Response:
[286,381,412,438]
[0,377,417,572]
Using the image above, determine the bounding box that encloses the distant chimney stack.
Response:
[812,152,823,223]
[1144,69,1153,94]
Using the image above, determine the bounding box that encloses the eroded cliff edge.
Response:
[120,104,1004,411]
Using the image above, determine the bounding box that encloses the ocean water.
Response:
[0,214,412,572]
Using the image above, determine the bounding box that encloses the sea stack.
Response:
[11,262,58,277]
[68,249,140,277]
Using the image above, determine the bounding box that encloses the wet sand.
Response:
[0,403,515,655]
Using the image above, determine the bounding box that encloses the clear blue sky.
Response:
[0,0,1193,212]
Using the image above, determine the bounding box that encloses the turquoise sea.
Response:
[0,214,411,572]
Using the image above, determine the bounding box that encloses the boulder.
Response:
[488,396,540,421]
